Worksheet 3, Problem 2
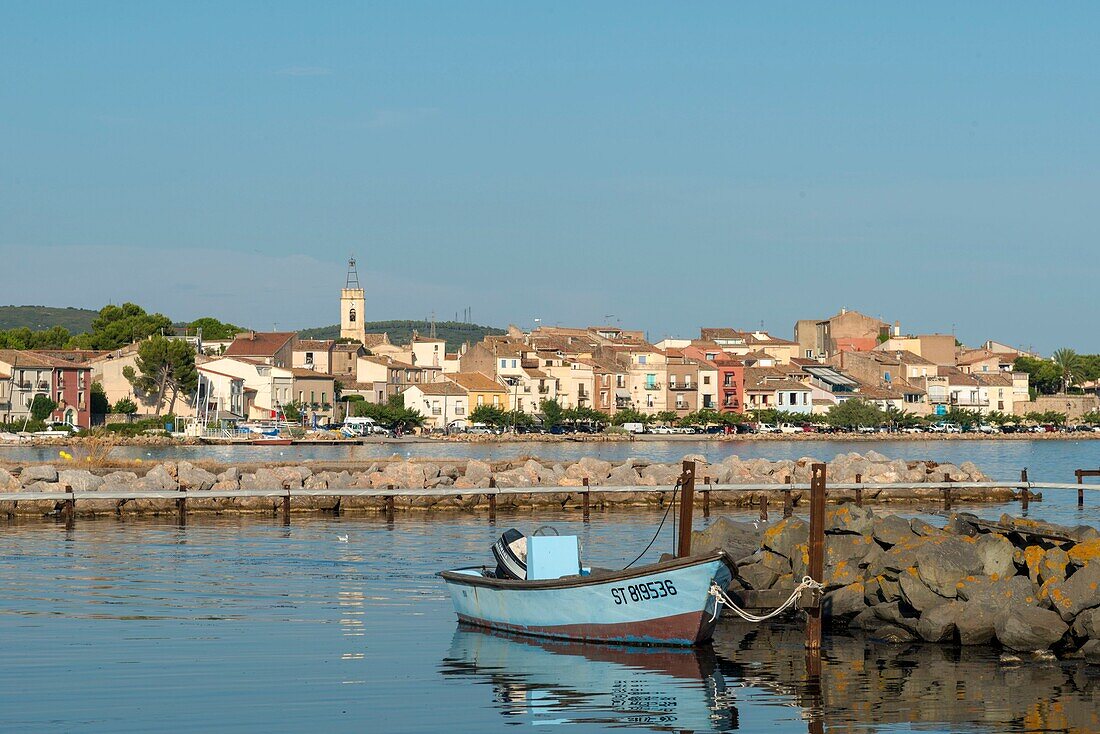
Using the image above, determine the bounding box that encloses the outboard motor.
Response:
[492,528,528,580]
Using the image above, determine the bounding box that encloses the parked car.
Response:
[620,422,646,434]
[755,423,781,434]
[928,422,962,434]
[778,423,802,434]
[978,423,1000,434]
[856,424,877,434]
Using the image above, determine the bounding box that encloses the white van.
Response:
[343,417,387,436]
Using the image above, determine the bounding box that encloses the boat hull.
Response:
[441,554,732,647]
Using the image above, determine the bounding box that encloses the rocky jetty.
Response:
[0,451,1017,517]
[695,509,1100,656]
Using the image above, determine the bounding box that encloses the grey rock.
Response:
[872,515,918,547]
[910,518,944,537]
[976,534,1016,578]
[1082,639,1100,663]
[20,465,58,485]
[914,537,983,598]
[872,602,920,633]
[956,574,1040,607]
[57,470,104,492]
[826,504,875,535]
[1048,561,1100,621]
[850,607,887,631]
[824,582,867,619]
[899,570,948,613]
[220,467,240,483]
[0,468,14,489]
[737,561,779,590]
[1071,607,1100,639]
[464,460,493,485]
[995,604,1068,651]
[144,465,176,490]
[956,603,998,645]
[762,517,808,559]
[691,517,762,559]
[177,462,216,491]
[102,471,137,486]
[873,624,919,643]
[917,601,964,642]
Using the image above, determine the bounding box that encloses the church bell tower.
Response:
[340,257,367,344]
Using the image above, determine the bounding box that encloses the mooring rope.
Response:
[707,576,824,623]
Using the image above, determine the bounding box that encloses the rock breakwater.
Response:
[695,509,1100,657]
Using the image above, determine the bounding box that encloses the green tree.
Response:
[470,404,507,427]
[502,410,535,430]
[123,336,198,416]
[539,398,564,428]
[1051,348,1081,393]
[1014,356,1061,396]
[610,408,653,426]
[113,397,138,415]
[281,400,305,422]
[187,317,246,341]
[825,399,885,429]
[939,407,983,430]
[0,325,72,350]
[90,382,111,414]
[563,406,610,425]
[654,410,679,425]
[30,394,57,421]
[71,303,174,350]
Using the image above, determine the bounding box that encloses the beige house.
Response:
[356,354,441,404]
[403,382,469,430]
[200,357,291,420]
[875,334,956,367]
[293,340,335,374]
[664,350,700,416]
[545,359,596,410]
[87,344,196,418]
[795,309,890,360]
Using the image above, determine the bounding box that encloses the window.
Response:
[500,359,507,368]
[703,375,711,385]
[645,374,656,388]
[778,392,785,405]
[724,375,733,387]
[349,308,356,323]
[310,391,315,403]
[511,360,517,368]
[477,395,484,406]
[884,371,891,382]
[321,392,326,403]
[298,391,304,402]
[305,352,314,364]
[637,355,647,365]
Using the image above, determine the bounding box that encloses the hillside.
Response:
[300,320,505,352]
[0,305,99,333]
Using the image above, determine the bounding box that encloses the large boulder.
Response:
[1068,539,1100,567]
[566,457,613,482]
[0,468,15,489]
[177,462,216,491]
[464,460,493,485]
[57,470,104,492]
[823,581,866,619]
[994,604,1069,651]
[826,504,875,535]
[606,463,641,486]
[872,515,917,547]
[20,465,58,485]
[762,517,808,560]
[956,574,1039,607]
[917,601,964,643]
[1070,607,1100,639]
[736,561,779,590]
[914,537,984,598]
[144,465,176,490]
[899,568,948,613]
[955,603,998,645]
[976,534,1016,578]
[1046,561,1100,622]
[691,517,761,560]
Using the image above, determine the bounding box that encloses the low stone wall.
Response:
[0,451,1019,517]
[694,509,1100,658]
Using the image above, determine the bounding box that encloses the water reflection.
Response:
[441,625,740,731]
[443,621,1100,733]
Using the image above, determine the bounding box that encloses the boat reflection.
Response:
[441,625,740,731]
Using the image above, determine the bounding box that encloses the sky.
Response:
[1,2,1098,354]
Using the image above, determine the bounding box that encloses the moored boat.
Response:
[440,551,733,647]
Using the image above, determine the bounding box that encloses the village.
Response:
[1,259,1096,439]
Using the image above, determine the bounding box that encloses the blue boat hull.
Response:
[440,553,733,646]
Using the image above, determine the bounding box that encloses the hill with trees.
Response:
[299,320,504,352]
[0,305,99,333]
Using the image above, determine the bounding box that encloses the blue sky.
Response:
[2,3,1098,353]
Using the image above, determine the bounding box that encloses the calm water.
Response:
[3,438,1099,482]
[3,506,1100,733]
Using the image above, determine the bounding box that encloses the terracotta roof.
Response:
[286,367,335,380]
[411,382,468,397]
[973,372,1012,387]
[0,349,79,368]
[957,349,1000,366]
[333,342,366,353]
[361,334,391,348]
[197,366,245,381]
[446,372,508,393]
[360,355,416,369]
[224,332,297,357]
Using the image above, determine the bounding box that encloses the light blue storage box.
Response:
[526,536,580,580]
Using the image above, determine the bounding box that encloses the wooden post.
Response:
[176,486,186,525]
[61,492,76,526]
[385,485,395,522]
[703,476,710,518]
[1020,468,1029,512]
[282,490,290,525]
[676,460,696,558]
[759,492,769,523]
[942,472,952,511]
[806,463,826,650]
[582,477,590,522]
[783,475,793,518]
[1076,469,1084,508]
[854,473,863,507]
[488,477,497,522]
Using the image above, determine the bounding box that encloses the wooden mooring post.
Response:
[61,493,76,527]
[941,473,953,512]
[676,460,696,558]
[1020,468,1029,512]
[805,463,826,651]
[759,491,769,523]
[488,477,497,522]
[783,476,793,518]
[702,476,711,518]
[385,485,395,522]
[582,477,590,522]
[282,490,291,525]
[854,473,863,507]
[176,485,187,525]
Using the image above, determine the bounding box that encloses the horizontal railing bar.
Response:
[0,480,1094,503]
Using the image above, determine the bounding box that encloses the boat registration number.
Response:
[611,580,677,605]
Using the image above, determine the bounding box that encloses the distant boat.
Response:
[250,436,293,446]
[440,549,733,647]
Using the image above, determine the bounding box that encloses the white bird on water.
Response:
[337,534,349,543]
